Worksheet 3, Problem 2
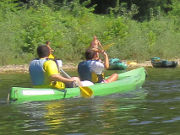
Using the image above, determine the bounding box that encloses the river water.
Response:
[0,68,179,135]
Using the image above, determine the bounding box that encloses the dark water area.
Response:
[0,68,180,135]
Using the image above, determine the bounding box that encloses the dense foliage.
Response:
[0,0,180,65]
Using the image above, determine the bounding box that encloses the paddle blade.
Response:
[79,86,93,98]
[103,43,115,50]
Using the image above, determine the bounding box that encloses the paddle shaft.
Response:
[59,68,71,79]
[59,68,93,98]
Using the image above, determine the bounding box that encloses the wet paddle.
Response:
[59,68,93,98]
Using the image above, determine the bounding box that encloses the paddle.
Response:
[59,68,93,98]
[94,36,115,51]
[103,43,115,50]
[47,44,93,98]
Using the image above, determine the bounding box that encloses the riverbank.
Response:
[0,59,179,73]
[0,62,78,73]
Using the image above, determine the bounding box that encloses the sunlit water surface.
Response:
[0,68,180,135]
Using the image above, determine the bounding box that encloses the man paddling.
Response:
[29,45,82,89]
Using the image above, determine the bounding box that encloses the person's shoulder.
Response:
[91,60,101,63]
[44,59,56,65]
[29,58,39,64]
[91,60,104,66]
[78,60,87,66]
[43,59,57,70]
[46,59,55,62]
[88,60,101,65]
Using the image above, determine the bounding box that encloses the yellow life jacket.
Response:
[44,59,65,89]
[49,80,65,90]
[91,72,105,83]
[29,58,65,90]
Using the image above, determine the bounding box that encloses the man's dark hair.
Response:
[37,45,50,58]
[85,49,96,60]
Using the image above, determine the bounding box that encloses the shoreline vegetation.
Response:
[0,59,179,74]
[0,1,180,68]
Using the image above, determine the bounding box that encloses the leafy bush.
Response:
[0,0,180,66]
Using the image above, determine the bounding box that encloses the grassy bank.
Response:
[0,1,180,66]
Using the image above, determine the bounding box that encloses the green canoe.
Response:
[9,67,146,103]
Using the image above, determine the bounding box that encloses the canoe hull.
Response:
[151,57,178,68]
[9,67,146,103]
[152,61,178,68]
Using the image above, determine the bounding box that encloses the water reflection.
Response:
[0,68,180,134]
[44,101,66,129]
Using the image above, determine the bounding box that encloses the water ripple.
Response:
[162,116,180,123]
[129,120,154,125]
